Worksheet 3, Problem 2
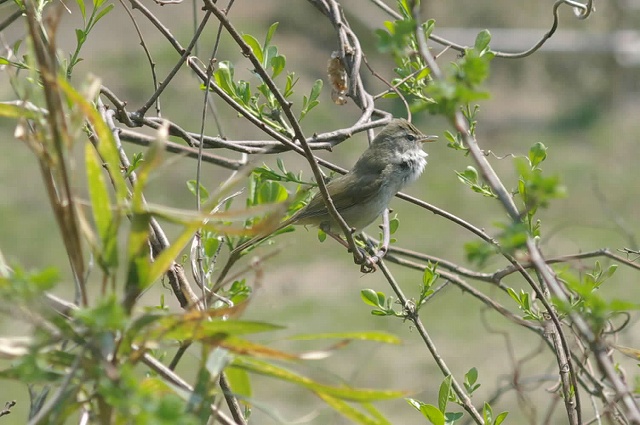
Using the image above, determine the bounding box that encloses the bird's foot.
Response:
[352,249,378,273]
[360,256,377,273]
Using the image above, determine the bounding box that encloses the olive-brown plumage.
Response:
[216,119,436,284]
[287,118,436,232]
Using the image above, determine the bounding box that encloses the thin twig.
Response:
[118,0,161,115]
[135,10,212,116]
[410,2,584,422]
[203,0,368,269]
[378,260,485,424]
[366,0,594,59]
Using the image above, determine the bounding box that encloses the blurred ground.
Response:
[1,0,640,423]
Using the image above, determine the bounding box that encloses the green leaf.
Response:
[253,166,284,182]
[85,144,118,270]
[187,180,210,202]
[270,55,285,78]
[284,72,298,98]
[0,103,38,119]
[125,212,152,308]
[420,404,445,425]
[300,80,323,120]
[456,166,496,198]
[494,411,509,425]
[464,367,481,394]
[93,4,114,25]
[203,236,221,257]
[309,79,323,101]
[75,28,86,46]
[214,61,237,97]
[474,29,491,54]
[506,287,520,305]
[232,357,406,402]
[438,375,452,412]
[389,217,399,234]
[318,393,392,425]
[456,166,478,185]
[422,265,438,288]
[263,45,278,72]
[290,331,401,345]
[225,366,252,398]
[406,398,424,411]
[155,319,284,341]
[483,402,493,423]
[57,77,128,203]
[257,181,288,204]
[264,22,279,49]
[528,142,547,168]
[361,289,382,308]
[422,19,435,38]
[242,33,263,64]
[445,412,464,424]
[465,367,478,387]
[236,80,251,105]
[76,0,86,19]
[605,264,618,279]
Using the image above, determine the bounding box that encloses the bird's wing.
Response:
[296,171,384,221]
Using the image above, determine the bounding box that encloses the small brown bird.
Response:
[247,119,436,246]
[214,119,436,285]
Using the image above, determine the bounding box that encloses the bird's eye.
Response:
[406,134,416,142]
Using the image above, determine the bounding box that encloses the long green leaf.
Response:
[242,34,263,65]
[85,143,118,269]
[231,357,406,402]
[0,103,39,119]
[263,22,279,49]
[124,212,151,310]
[289,331,401,344]
[318,393,390,425]
[57,76,128,203]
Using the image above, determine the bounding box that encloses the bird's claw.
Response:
[360,257,377,273]
[353,251,378,273]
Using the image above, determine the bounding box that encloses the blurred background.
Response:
[1,0,640,423]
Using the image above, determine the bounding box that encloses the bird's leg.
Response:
[360,216,393,271]
[320,224,376,273]
[358,236,384,273]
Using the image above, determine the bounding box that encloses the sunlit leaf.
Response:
[187,180,209,202]
[289,331,401,345]
[270,55,285,78]
[0,102,39,119]
[57,77,128,203]
[242,33,263,64]
[474,29,492,54]
[264,22,279,49]
[225,366,252,399]
[438,375,451,413]
[317,393,391,425]
[420,404,445,425]
[528,142,547,168]
[232,357,406,402]
[85,144,118,270]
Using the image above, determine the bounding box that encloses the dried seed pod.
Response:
[327,51,348,105]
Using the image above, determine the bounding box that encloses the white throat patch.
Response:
[400,149,428,184]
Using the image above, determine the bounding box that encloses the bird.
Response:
[213,118,436,286]
[240,118,437,251]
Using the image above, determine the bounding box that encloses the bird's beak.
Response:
[419,135,438,143]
